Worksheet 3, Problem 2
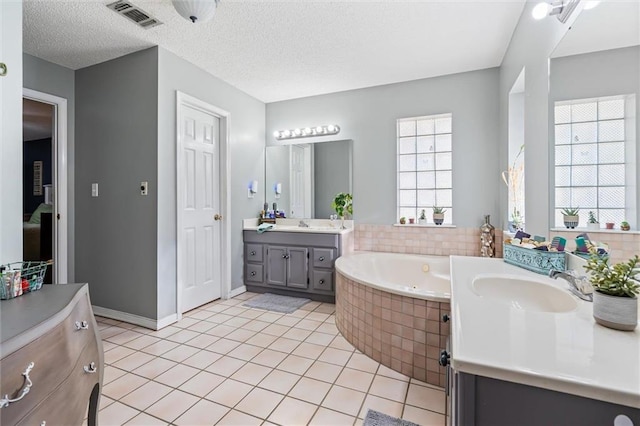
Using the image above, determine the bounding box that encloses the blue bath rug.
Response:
[242,293,310,313]
[363,409,421,426]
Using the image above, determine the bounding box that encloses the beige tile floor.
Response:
[94,292,446,425]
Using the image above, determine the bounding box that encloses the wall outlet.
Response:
[140,181,148,196]
[91,183,99,197]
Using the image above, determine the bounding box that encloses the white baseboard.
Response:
[228,285,246,299]
[92,306,178,330]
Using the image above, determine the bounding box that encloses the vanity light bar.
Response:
[273,125,340,140]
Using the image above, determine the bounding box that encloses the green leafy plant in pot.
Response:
[331,192,353,229]
[418,209,427,225]
[585,254,639,331]
[587,211,599,231]
[432,206,446,225]
[561,207,580,229]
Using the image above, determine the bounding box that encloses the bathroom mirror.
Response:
[549,2,639,228]
[265,140,353,219]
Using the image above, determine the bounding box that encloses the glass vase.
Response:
[480,214,495,258]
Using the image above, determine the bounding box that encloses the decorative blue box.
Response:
[503,244,566,275]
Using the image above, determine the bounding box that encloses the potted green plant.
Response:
[399,217,406,225]
[561,207,580,229]
[621,221,631,231]
[432,206,446,225]
[585,254,639,331]
[587,211,599,231]
[418,209,427,225]
[331,192,353,229]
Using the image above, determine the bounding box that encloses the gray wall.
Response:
[157,47,265,304]
[265,146,291,216]
[550,46,640,226]
[498,3,578,234]
[23,53,75,280]
[75,48,159,319]
[266,68,501,227]
[314,141,352,219]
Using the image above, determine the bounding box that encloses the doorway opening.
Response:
[22,89,68,284]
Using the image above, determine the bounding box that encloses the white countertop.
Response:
[450,256,640,409]
[243,218,354,235]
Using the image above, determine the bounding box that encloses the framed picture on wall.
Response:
[33,160,43,196]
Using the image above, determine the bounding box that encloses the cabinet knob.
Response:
[83,362,97,374]
[319,279,325,285]
[439,350,450,367]
[442,314,450,323]
[250,251,256,256]
[250,271,256,276]
[319,256,325,262]
[282,254,287,259]
[75,320,89,330]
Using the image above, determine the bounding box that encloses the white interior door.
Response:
[179,104,222,313]
[290,144,312,218]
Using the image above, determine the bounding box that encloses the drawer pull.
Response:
[75,320,89,330]
[41,422,46,426]
[250,271,256,276]
[319,279,325,285]
[319,256,325,262]
[250,251,256,256]
[0,362,35,408]
[83,362,97,374]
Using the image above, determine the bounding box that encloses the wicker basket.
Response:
[503,244,566,275]
[0,261,49,300]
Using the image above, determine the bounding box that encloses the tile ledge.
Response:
[550,227,640,235]
[393,223,457,228]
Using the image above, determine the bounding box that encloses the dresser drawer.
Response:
[0,294,93,425]
[246,264,264,283]
[16,340,101,426]
[245,244,264,263]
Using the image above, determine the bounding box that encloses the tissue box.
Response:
[503,244,566,275]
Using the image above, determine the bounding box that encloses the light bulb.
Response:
[583,0,600,10]
[273,131,280,138]
[283,130,291,137]
[327,125,336,132]
[303,127,312,135]
[294,128,302,136]
[316,126,324,133]
[532,2,550,20]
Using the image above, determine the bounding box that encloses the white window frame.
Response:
[553,94,636,228]
[396,113,453,224]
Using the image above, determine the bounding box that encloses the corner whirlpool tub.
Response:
[335,251,451,386]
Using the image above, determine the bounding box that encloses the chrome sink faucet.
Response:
[549,269,593,302]
[298,220,310,228]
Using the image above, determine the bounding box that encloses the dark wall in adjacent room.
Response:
[23,138,52,215]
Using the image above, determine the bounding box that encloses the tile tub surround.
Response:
[355,224,504,258]
[335,273,450,387]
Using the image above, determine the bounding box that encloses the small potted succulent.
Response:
[399,217,406,225]
[587,211,600,231]
[331,192,353,229]
[586,254,639,331]
[418,209,427,225]
[561,207,580,229]
[606,222,615,230]
[621,221,631,231]
[408,218,415,224]
[432,206,446,225]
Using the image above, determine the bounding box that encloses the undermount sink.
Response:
[471,275,578,313]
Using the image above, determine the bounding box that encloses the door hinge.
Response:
[307,277,310,284]
[307,252,309,258]
[57,213,61,220]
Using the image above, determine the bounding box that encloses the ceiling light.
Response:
[273,125,341,140]
[583,1,600,10]
[532,0,580,23]
[532,2,551,20]
[172,0,220,24]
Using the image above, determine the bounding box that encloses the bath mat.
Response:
[363,410,420,426]
[243,293,310,313]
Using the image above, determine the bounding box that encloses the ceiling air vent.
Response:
[107,1,162,29]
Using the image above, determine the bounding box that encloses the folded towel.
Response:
[257,223,275,233]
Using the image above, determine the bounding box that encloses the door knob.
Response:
[0,63,7,77]
[214,214,222,221]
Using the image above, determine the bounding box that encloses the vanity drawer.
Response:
[16,340,101,426]
[245,244,264,263]
[312,270,334,292]
[0,294,92,425]
[246,264,264,283]
[312,248,336,269]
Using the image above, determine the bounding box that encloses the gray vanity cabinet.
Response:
[243,230,344,302]
[266,246,308,289]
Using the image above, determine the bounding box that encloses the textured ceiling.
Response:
[23,0,526,103]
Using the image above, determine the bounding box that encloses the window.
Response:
[397,113,453,223]
[554,95,635,227]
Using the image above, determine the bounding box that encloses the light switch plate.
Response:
[91,183,99,197]
[140,181,148,196]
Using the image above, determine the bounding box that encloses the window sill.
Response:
[394,223,456,228]
[550,227,640,235]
